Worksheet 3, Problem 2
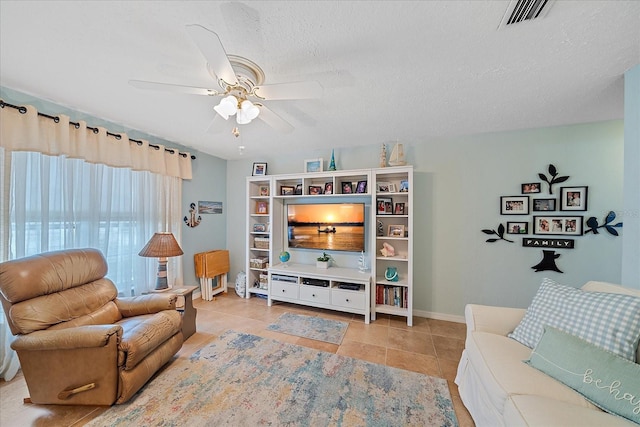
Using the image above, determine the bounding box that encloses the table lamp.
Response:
[139,232,184,290]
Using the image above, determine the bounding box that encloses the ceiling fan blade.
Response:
[185,24,238,86]
[253,81,323,100]
[129,80,220,96]
[256,104,294,133]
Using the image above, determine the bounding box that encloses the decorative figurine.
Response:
[379,143,387,168]
[388,142,406,166]
[380,242,395,257]
[184,202,201,228]
[358,251,368,272]
[329,149,337,171]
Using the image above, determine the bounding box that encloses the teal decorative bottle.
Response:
[329,149,337,171]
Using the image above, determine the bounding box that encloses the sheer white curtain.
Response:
[0,103,190,380]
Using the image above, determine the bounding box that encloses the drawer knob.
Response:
[282,289,285,293]
[312,294,316,297]
[345,299,350,302]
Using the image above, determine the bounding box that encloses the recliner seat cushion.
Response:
[117,310,182,370]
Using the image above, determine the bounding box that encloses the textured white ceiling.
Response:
[1,1,639,160]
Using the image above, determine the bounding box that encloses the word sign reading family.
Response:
[522,238,575,249]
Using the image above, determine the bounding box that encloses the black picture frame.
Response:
[252,162,267,176]
[560,186,588,211]
[377,197,393,215]
[355,180,367,194]
[521,182,541,194]
[533,215,583,236]
[341,182,353,194]
[294,184,303,195]
[324,182,334,195]
[507,221,528,234]
[500,196,529,215]
[532,198,556,212]
[280,185,294,196]
[309,185,323,195]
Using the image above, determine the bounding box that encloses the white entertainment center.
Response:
[246,165,413,325]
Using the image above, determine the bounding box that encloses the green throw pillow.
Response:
[526,326,640,424]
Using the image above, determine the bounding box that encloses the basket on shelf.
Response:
[254,237,270,249]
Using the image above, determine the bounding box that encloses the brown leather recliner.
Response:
[0,248,184,405]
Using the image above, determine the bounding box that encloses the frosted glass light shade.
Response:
[214,95,239,120]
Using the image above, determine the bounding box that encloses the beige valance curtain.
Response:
[0,104,192,179]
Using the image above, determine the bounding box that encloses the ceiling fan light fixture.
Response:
[236,100,260,124]
[214,95,238,120]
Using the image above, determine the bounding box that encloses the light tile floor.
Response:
[0,292,475,426]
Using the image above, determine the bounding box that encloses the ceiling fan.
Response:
[129,24,322,133]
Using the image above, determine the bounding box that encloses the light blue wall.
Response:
[227,121,625,318]
[622,64,640,289]
[3,86,629,318]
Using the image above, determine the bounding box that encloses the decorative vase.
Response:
[316,261,329,269]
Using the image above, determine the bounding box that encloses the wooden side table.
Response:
[170,286,198,340]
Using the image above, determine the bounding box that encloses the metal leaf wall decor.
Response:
[481,223,514,243]
[538,164,569,195]
[585,211,623,236]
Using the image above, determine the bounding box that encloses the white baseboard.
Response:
[413,309,465,324]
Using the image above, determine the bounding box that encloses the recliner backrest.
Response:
[0,248,119,335]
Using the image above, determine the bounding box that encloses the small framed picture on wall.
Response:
[500,196,529,215]
[560,186,588,211]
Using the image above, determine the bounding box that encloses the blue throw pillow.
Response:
[508,278,640,361]
[526,326,640,424]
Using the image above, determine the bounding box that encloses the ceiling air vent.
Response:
[498,0,556,29]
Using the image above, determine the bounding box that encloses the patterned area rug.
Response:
[87,331,458,427]
[267,312,349,344]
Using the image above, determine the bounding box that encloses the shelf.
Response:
[375,278,409,286]
[376,256,409,261]
[374,304,409,316]
[376,236,408,241]
[250,247,270,252]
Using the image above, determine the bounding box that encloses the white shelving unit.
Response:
[245,177,272,298]
[245,166,413,326]
[371,166,413,326]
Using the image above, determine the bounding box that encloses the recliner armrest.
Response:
[115,294,177,317]
[11,325,122,351]
[465,304,526,336]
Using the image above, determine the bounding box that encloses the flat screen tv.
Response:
[287,203,365,252]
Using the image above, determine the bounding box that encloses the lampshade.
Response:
[214,95,260,124]
[139,232,184,258]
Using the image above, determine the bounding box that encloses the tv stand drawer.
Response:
[332,289,365,310]
[300,285,331,304]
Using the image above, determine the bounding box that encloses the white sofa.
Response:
[455,281,640,427]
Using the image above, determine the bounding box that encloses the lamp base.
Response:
[155,259,169,291]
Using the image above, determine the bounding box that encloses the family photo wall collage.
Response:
[482,164,622,273]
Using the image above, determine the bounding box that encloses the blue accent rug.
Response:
[267,312,349,344]
[87,330,458,426]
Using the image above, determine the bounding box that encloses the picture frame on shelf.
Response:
[259,185,269,196]
[533,215,583,235]
[256,201,268,214]
[377,197,393,215]
[280,185,295,196]
[532,198,556,211]
[521,182,541,194]
[500,196,529,215]
[304,158,323,173]
[507,221,528,234]
[252,162,267,176]
[394,202,405,215]
[253,223,267,233]
[294,184,303,195]
[560,186,588,211]
[388,224,405,237]
[377,182,391,193]
[399,179,409,192]
[324,182,333,194]
[342,182,353,194]
[309,185,323,195]
[355,180,367,194]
